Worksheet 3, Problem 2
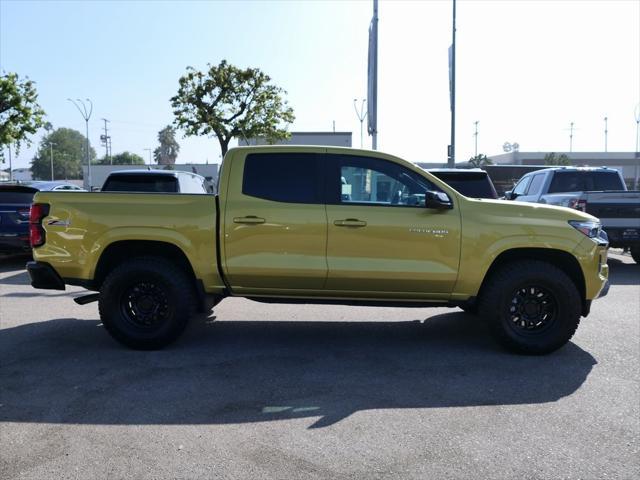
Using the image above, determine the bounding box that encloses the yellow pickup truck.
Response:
[26,146,609,354]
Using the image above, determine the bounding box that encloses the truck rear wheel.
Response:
[98,257,196,350]
[478,260,581,355]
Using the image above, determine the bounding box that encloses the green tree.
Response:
[467,154,493,168]
[30,128,96,180]
[544,152,571,166]
[171,60,295,156]
[1,72,46,160]
[98,151,145,165]
[153,125,180,165]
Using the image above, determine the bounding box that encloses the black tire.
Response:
[478,260,581,355]
[459,304,478,315]
[630,247,640,264]
[98,256,196,350]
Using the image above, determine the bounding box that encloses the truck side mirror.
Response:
[505,190,515,200]
[425,190,453,210]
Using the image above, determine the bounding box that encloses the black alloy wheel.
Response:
[507,285,558,335]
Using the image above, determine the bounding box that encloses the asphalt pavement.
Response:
[0,251,638,479]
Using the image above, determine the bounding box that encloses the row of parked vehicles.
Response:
[0,170,208,254]
[2,163,638,262]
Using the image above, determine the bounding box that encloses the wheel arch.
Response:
[94,240,209,312]
[478,248,588,316]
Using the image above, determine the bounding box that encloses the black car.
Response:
[427,168,499,199]
[0,181,85,254]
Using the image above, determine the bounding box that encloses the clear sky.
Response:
[1,0,639,170]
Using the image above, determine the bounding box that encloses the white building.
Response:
[239,131,352,148]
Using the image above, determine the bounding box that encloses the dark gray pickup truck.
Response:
[506,167,640,262]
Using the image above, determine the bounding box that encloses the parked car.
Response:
[505,167,640,263]
[101,169,208,193]
[427,168,498,199]
[27,146,609,354]
[0,181,85,254]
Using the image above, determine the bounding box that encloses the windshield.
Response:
[429,172,497,199]
[548,171,623,193]
[102,175,178,193]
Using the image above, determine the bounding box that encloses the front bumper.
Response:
[26,261,65,290]
[597,279,610,299]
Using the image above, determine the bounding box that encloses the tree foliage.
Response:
[544,152,571,166]
[171,60,295,156]
[0,72,46,160]
[98,151,145,165]
[30,128,96,180]
[153,125,180,165]
[467,154,493,168]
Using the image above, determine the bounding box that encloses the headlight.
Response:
[568,220,601,238]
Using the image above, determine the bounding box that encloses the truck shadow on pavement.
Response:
[0,313,597,429]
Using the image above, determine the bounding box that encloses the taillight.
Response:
[568,198,587,212]
[29,203,50,248]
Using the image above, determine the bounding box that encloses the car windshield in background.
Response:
[429,172,497,199]
[102,175,178,193]
[548,171,623,193]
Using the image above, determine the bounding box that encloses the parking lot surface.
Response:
[1,251,638,479]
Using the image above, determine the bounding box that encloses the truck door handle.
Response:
[234,216,266,224]
[334,218,367,227]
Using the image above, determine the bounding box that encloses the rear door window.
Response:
[242,153,323,204]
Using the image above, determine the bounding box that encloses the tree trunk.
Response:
[219,137,231,157]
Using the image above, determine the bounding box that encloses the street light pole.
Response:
[68,98,93,189]
[604,116,608,152]
[353,99,367,149]
[569,122,574,152]
[474,121,479,157]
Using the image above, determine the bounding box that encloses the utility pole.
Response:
[448,0,457,167]
[49,142,56,180]
[569,122,574,152]
[367,0,378,150]
[353,99,367,149]
[473,121,479,157]
[604,116,608,152]
[68,98,93,189]
[101,118,111,163]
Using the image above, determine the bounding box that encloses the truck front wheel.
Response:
[478,260,581,355]
[98,257,196,350]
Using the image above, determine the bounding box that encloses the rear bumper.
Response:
[604,227,640,248]
[26,261,66,290]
